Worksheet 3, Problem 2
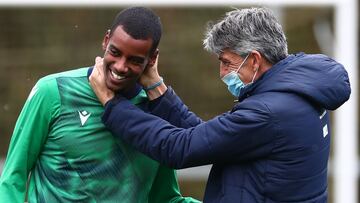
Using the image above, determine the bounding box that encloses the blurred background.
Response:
[0,2,358,203]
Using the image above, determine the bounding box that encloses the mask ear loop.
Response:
[250,67,259,83]
[235,53,251,73]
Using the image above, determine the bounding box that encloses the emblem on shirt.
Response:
[78,110,91,126]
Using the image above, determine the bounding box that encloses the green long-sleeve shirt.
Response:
[0,67,199,203]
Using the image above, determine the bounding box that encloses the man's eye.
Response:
[221,61,230,67]
[130,60,143,66]
[108,49,120,56]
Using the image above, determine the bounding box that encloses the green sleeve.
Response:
[0,78,60,203]
[148,165,201,203]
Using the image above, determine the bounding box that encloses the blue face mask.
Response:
[221,53,257,97]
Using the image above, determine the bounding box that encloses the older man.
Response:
[90,7,350,202]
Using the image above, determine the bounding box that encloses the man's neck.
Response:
[116,84,142,99]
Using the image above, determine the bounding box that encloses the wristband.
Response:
[143,77,164,91]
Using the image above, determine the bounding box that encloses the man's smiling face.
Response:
[102,26,153,93]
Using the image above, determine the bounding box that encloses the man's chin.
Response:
[105,83,123,93]
[105,80,137,95]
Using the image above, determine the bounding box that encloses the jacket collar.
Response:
[237,53,300,102]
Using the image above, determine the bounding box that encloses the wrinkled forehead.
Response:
[218,49,241,60]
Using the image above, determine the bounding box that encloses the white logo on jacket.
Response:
[78,110,91,126]
[319,110,328,138]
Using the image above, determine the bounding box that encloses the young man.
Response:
[0,7,198,203]
[90,7,351,202]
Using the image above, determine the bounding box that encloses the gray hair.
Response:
[203,7,288,64]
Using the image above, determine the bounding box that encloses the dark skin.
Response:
[100,25,158,95]
[91,25,165,104]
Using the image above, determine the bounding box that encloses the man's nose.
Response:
[113,57,128,73]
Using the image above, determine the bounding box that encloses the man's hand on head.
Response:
[89,57,115,106]
[139,51,162,88]
[139,52,167,100]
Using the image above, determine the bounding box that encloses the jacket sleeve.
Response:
[147,87,203,128]
[0,79,59,203]
[102,94,275,169]
[148,164,201,203]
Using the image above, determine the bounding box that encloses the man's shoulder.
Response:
[30,67,90,97]
[39,67,90,83]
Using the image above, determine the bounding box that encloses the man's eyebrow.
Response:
[218,55,229,62]
[218,51,225,59]
[218,54,224,60]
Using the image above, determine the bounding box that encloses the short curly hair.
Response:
[110,7,162,55]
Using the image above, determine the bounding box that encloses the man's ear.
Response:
[147,49,159,67]
[102,29,111,51]
[250,50,262,71]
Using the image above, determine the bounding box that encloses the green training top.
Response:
[0,67,199,203]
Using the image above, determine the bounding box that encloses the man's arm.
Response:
[147,87,203,128]
[0,79,59,202]
[102,95,274,169]
[148,165,201,203]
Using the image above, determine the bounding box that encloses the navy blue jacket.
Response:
[102,53,351,202]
